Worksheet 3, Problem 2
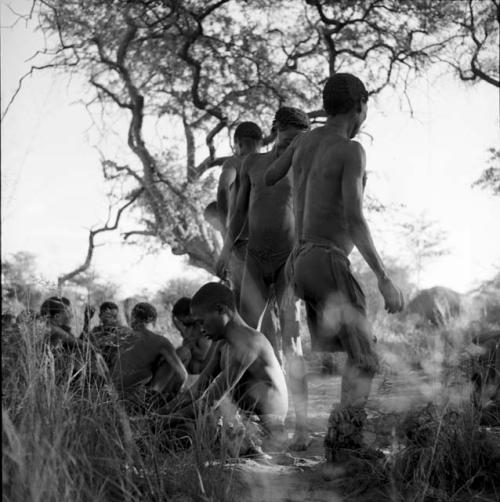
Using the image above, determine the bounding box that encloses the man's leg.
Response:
[240,253,274,343]
[276,271,310,450]
[325,323,379,462]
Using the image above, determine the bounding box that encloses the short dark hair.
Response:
[100,301,118,313]
[323,73,368,117]
[40,296,71,318]
[234,121,263,141]
[272,107,310,133]
[131,302,157,323]
[172,297,192,318]
[191,282,235,313]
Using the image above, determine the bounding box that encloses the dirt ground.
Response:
[230,370,499,502]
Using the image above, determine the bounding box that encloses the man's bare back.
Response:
[219,320,288,418]
[292,128,363,253]
[243,151,294,253]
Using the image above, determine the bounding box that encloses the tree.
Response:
[397,213,450,287]
[473,147,500,196]
[1,252,45,312]
[6,0,498,276]
[435,0,499,88]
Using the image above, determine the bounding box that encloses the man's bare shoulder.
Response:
[221,156,240,171]
[226,322,264,348]
[241,151,272,173]
[342,140,366,171]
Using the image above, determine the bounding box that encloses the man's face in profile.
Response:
[351,101,368,138]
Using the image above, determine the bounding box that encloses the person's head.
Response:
[40,296,72,326]
[234,121,263,156]
[190,282,236,341]
[272,107,310,153]
[172,297,196,337]
[131,302,157,328]
[323,73,368,138]
[99,301,119,327]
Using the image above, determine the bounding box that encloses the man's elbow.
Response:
[346,213,366,233]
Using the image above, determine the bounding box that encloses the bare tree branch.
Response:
[57,188,143,286]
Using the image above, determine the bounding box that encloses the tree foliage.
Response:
[9,0,499,274]
[473,147,500,196]
[1,252,45,312]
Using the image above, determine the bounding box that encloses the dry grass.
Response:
[2,320,241,502]
[2,310,499,502]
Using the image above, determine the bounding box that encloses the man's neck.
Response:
[325,115,354,139]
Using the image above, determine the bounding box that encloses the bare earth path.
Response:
[231,369,498,502]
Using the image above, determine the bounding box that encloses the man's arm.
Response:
[342,142,404,313]
[158,341,189,390]
[265,134,300,186]
[216,160,237,230]
[215,159,251,277]
[198,344,256,409]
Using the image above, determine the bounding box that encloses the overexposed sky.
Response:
[1,1,499,297]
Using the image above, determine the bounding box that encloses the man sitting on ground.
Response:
[111,302,188,405]
[40,296,83,349]
[81,301,130,369]
[39,296,107,382]
[172,297,212,374]
[167,283,288,444]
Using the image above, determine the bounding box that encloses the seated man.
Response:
[172,297,212,374]
[40,296,83,350]
[111,302,188,401]
[81,301,129,369]
[39,296,106,382]
[168,283,288,440]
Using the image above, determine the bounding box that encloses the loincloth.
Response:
[246,246,292,284]
[292,237,374,367]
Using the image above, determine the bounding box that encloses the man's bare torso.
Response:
[221,323,288,416]
[292,127,365,255]
[244,151,294,253]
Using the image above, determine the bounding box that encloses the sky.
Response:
[1,1,499,298]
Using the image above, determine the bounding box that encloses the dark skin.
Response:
[166,303,288,425]
[112,315,188,394]
[265,104,404,313]
[216,126,309,450]
[173,314,211,374]
[265,100,404,418]
[216,136,263,233]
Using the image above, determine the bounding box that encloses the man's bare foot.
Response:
[288,429,312,451]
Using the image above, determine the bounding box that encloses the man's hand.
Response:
[378,276,405,314]
[215,244,231,279]
[84,304,95,321]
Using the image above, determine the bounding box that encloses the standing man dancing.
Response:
[266,74,404,461]
[217,107,311,450]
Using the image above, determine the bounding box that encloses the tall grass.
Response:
[2,320,240,502]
